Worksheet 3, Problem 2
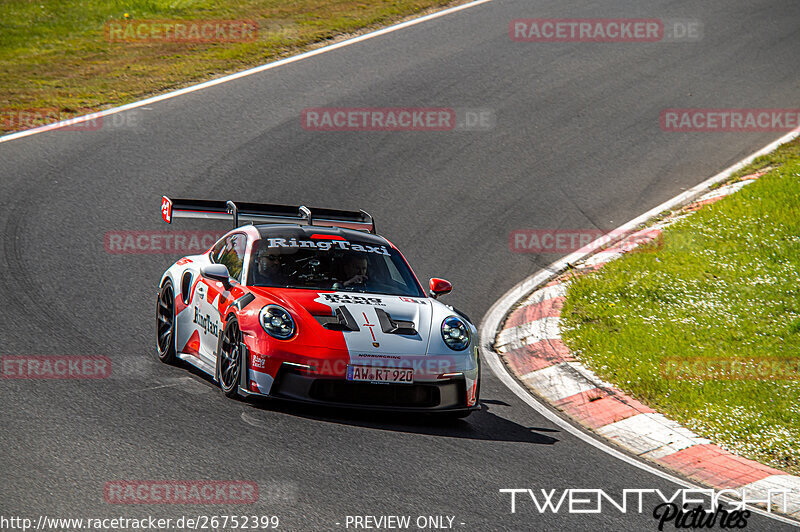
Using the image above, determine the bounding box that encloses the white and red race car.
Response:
[156,198,480,417]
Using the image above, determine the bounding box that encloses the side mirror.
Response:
[201,264,232,290]
[429,278,452,299]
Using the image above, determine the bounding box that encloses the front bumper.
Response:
[257,367,478,413]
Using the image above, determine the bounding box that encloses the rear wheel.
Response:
[156,281,176,364]
[219,318,243,398]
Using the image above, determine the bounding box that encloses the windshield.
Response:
[247,237,425,297]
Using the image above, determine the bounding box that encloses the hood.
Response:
[251,288,434,355]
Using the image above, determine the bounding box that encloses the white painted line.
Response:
[582,230,663,266]
[581,250,625,267]
[480,340,800,526]
[496,316,561,351]
[0,0,494,145]
[521,362,597,402]
[740,476,800,516]
[518,282,568,307]
[596,413,710,459]
[129,376,207,393]
[241,411,269,429]
[480,126,800,527]
[697,179,754,201]
[563,358,617,391]
[483,126,800,324]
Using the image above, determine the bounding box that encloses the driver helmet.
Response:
[256,247,282,276]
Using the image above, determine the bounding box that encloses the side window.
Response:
[211,233,247,282]
[211,238,227,263]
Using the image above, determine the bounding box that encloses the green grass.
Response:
[0,0,468,132]
[561,137,800,474]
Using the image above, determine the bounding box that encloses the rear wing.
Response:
[160,196,375,233]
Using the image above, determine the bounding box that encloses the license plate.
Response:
[346,366,413,384]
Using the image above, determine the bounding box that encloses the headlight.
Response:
[259,305,296,339]
[441,316,470,351]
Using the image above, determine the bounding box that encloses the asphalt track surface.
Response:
[1,0,799,530]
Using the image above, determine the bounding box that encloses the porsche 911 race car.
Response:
[156,197,480,417]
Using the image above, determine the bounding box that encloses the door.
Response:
[193,232,247,361]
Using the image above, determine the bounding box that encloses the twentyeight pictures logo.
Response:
[500,488,793,530]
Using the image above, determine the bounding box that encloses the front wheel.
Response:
[156,280,176,364]
[218,318,243,398]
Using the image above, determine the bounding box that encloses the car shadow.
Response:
[171,358,559,445]
[242,395,560,445]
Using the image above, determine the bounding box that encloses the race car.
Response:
[156,197,480,417]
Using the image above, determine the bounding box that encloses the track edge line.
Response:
[479,126,800,526]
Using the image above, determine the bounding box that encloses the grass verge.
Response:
[0,0,469,133]
[561,137,800,474]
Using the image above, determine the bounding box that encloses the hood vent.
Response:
[315,306,360,331]
[375,308,417,335]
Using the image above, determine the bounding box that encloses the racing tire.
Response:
[156,280,177,364]
[218,317,243,399]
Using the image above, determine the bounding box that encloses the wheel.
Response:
[218,318,243,398]
[156,280,176,364]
